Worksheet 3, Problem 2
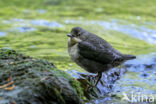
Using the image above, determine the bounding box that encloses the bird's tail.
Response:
[123,54,136,60]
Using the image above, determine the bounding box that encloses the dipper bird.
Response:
[67,27,136,86]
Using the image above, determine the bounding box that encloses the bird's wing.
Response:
[78,41,122,64]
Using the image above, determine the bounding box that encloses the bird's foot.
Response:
[84,76,97,91]
[84,73,103,92]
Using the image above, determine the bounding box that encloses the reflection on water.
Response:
[3,18,63,30]
[30,45,36,48]
[31,20,63,27]
[65,19,156,44]
[0,32,6,37]
[2,18,63,33]
[11,27,36,32]
[24,9,47,14]
[36,9,47,14]
[125,53,156,72]
[23,10,30,14]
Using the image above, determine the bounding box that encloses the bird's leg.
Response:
[95,72,102,86]
[85,73,102,92]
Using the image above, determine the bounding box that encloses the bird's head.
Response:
[67,27,88,45]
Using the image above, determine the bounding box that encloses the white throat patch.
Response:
[68,37,82,43]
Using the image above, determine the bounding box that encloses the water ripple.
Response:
[0,32,6,37]
[65,19,156,44]
[3,18,63,28]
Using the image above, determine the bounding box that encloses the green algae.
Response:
[69,79,87,101]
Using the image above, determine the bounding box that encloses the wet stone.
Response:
[140,73,149,77]
[67,67,127,99]
[0,49,84,104]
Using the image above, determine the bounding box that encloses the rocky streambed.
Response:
[0,49,132,104]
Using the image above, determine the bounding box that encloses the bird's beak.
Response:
[67,34,73,37]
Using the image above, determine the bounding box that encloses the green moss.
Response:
[54,88,66,104]
[51,68,72,79]
[0,49,85,103]
[0,49,17,58]
[50,67,86,101]
[69,79,86,101]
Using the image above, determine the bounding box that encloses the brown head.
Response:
[67,27,89,46]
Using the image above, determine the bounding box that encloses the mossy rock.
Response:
[0,49,84,104]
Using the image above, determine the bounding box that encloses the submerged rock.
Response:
[67,67,127,100]
[0,49,84,104]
